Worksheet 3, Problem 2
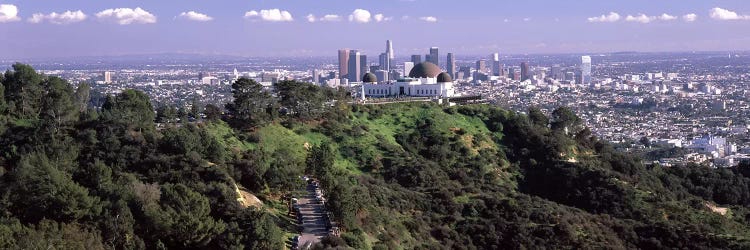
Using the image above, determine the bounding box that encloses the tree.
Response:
[2,63,44,119]
[204,104,222,121]
[306,141,335,177]
[190,98,203,119]
[74,82,91,113]
[40,76,77,134]
[226,78,276,129]
[100,89,155,131]
[550,106,582,135]
[275,80,325,120]
[528,107,549,128]
[155,105,178,123]
[8,152,99,223]
[144,183,226,248]
[0,78,6,116]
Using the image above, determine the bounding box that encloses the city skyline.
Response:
[2,1,750,59]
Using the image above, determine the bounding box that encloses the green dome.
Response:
[362,72,377,83]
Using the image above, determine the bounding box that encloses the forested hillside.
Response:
[2,63,750,249]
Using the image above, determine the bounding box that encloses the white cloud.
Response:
[625,14,654,23]
[320,14,342,22]
[709,7,750,20]
[374,14,384,22]
[349,9,371,23]
[178,11,212,22]
[401,15,410,20]
[0,4,20,23]
[306,14,316,23]
[657,13,677,21]
[683,13,697,22]
[96,7,156,25]
[587,12,621,22]
[419,16,437,22]
[244,9,293,22]
[523,17,531,22]
[28,10,87,24]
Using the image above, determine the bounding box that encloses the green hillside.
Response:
[2,63,750,249]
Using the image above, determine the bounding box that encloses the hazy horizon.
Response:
[2,0,750,59]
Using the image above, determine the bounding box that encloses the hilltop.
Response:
[2,63,750,249]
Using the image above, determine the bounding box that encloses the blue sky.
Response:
[1,0,750,59]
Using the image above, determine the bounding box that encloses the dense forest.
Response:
[2,63,750,249]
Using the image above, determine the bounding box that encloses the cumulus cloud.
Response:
[96,7,156,25]
[625,14,654,23]
[587,12,621,22]
[683,13,697,22]
[320,14,342,22]
[306,14,343,22]
[349,9,371,23]
[709,7,750,20]
[419,16,437,22]
[28,10,87,24]
[0,4,20,23]
[244,9,293,22]
[178,11,212,22]
[657,13,677,21]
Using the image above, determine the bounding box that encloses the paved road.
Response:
[297,183,328,248]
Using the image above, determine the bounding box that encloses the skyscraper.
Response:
[379,53,389,71]
[520,62,530,81]
[429,47,439,66]
[476,60,487,73]
[581,56,592,85]
[411,55,422,65]
[491,53,502,76]
[447,53,456,78]
[360,55,368,77]
[386,40,394,60]
[103,71,112,83]
[348,51,361,83]
[338,49,350,80]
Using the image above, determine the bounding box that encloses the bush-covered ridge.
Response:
[2,63,750,249]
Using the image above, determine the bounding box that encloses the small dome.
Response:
[362,72,377,83]
[437,72,452,82]
[408,62,441,78]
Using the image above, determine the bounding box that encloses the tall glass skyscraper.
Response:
[581,56,592,84]
[338,49,350,80]
[429,47,439,67]
[447,53,456,78]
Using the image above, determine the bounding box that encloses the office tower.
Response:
[103,71,112,83]
[581,56,592,85]
[459,66,471,79]
[386,40,394,60]
[476,60,487,73]
[404,62,415,77]
[348,51,361,83]
[520,62,530,81]
[338,49,350,79]
[491,53,501,76]
[411,55,422,64]
[447,53,456,78]
[429,47,439,66]
[369,65,380,74]
[379,53,390,71]
[313,69,320,84]
[360,55,368,76]
[375,70,389,83]
[551,65,562,80]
